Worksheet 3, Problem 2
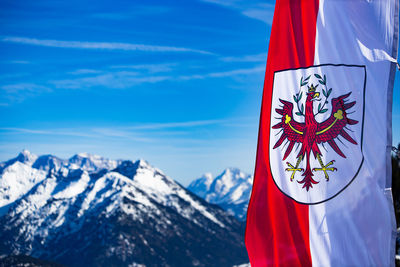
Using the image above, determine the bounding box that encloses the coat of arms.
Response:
[269,64,365,204]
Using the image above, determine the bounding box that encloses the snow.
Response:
[0,150,233,255]
[32,155,65,171]
[19,149,38,164]
[68,152,119,172]
[190,168,252,203]
[0,162,47,208]
[187,173,213,198]
[188,168,253,220]
[53,171,90,199]
[176,189,225,227]
[134,166,171,194]
[79,174,111,215]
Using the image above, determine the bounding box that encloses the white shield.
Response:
[269,64,365,204]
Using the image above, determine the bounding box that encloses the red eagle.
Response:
[272,84,358,191]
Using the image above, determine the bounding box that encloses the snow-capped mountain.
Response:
[0,150,37,172]
[188,168,253,221]
[68,152,121,172]
[0,150,122,214]
[0,151,248,267]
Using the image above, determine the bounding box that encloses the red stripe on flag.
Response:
[245,1,319,266]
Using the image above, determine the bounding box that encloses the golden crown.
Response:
[308,84,318,92]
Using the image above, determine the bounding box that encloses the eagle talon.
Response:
[285,161,303,181]
[313,156,337,181]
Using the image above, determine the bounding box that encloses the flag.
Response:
[245,0,399,266]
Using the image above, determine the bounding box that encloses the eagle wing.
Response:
[315,92,358,158]
[272,99,305,160]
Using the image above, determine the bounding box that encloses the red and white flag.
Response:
[245,0,398,266]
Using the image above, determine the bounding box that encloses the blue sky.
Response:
[0,0,399,185]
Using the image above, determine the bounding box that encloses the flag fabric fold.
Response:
[245,0,398,266]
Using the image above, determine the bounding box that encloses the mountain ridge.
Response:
[188,168,253,221]
[0,150,248,267]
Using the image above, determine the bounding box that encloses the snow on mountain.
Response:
[32,154,65,172]
[68,152,120,172]
[0,162,47,213]
[0,150,38,172]
[187,173,213,198]
[0,151,120,215]
[0,151,248,266]
[188,168,253,221]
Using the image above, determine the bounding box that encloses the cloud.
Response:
[9,60,31,64]
[51,66,264,89]
[2,36,213,55]
[109,63,176,73]
[90,13,131,20]
[68,69,104,75]
[178,66,265,80]
[242,6,274,25]
[0,127,97,138]
[200,0,275,24]
[90,6,171,20]
[220,53,266,62]
[51,71,171,89]
[0,127,148,141]
[0,83,52,104]
[0,119,228,141]
[201,0,239,7]
[126,119,226,130]
[1,83,51,94]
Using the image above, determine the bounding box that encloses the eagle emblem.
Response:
[269,65,365,204]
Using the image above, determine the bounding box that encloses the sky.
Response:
[0,0,399,186]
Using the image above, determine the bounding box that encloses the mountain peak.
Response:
[221,168,247,179]
[16,149,38,164]
[113,160,140,179]
[20,149,32,156]
[135,158,150,168]
[188,168,253,221]
[187,173,213,198]
[77,152,90,157]
[0,151,248,266]
[32,154,64,171]
[74,152,103,160]
[69,153,119,172]
[112,159,155,179]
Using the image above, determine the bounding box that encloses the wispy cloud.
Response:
[109,63,176,73]
[0,83,52,105]
[201,0,239,7]
[220,53,266,62]
[1,83,51,93]
[0,127,97,138]
[90,13,131,20]
[68,69,104,75]
[90,6,171,20]
[51,66,264,89]
[178,66,264,80]
[0,127,148,141]
[126,119,226,130]
[2,36,213,55]
[9,60,31,64]
[0,73,30,80]
[242,6,274,25]
[200,0,275,25]
[51,72,170,89]
[0,119,229,141]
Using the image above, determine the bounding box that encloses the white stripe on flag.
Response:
[310,0,398,266]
